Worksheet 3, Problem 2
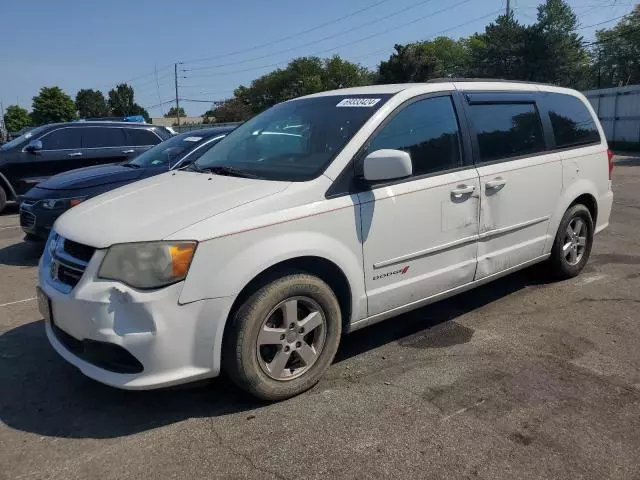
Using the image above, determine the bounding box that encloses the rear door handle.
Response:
[67,152,83,157]
[451,185,475,197]
[122,149,135,154]
[485,178,506,190]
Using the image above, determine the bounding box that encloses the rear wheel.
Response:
[222,273,342,401]
[548,204,594,279]
[0,186,7,214]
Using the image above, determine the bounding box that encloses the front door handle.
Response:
[122,149,135,154]
[67,152,83,157]
[451,185,475,197]
[485,178,506,191]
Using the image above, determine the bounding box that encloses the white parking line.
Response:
[0,297,36,308]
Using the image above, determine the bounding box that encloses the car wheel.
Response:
[0,186,6,214]
[548,204,594,279]
[223,273,342,401]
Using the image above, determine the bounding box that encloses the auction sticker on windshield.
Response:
[184,136,203,142]
[336,98,381,107]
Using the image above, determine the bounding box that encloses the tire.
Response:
[0,185,6,214]
[222,273,342,401]
[548,204,594,280]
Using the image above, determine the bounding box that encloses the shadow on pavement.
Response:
[0,240,43,267]
[0,265,553,440]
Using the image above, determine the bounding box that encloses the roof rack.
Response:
[426,78,552,85]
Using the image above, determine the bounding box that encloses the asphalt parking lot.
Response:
[1,157,639,480]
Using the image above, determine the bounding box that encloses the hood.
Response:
[54,171,290,248]
[36,164,147,190]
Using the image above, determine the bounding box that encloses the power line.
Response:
[183,0,477,80]
[180,0,395,65]
[182,0,440,73]
[579,12,633,30]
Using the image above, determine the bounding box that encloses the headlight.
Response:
[98,241,197,289]
[40,197,87,210]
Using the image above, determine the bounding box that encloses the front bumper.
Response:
[39,244,235,390]
[20,202,65,239]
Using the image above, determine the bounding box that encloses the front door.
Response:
[358,94,480,316]
[13,127,84,193]
[463,95,563,279]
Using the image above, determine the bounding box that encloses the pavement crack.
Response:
[209,420,288,480]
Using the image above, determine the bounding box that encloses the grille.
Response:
[63,239,96,263]
[20,211,36,228]
[50,235,96,290]
[58,263,84,287]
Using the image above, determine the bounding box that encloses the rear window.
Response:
[126,128,162,146]
[546,93,601,148]
[82,127,126,148]
[469,103,545,162]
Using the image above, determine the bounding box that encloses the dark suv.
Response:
[0,122,174,213]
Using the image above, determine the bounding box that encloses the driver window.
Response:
[368,96,462,176]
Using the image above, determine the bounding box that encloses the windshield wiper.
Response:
[197,165,260,179]
[121,163,141,168]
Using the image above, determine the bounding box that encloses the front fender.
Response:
[178,208,367,321]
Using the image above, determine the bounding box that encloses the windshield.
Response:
[0,126,48,151]
[128,132,223,168]
[194,95,391,181]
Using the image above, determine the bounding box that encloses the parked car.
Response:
[0,121,174,213]
[20,126,235,240]
[38,81,613,400]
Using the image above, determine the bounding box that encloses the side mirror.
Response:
[25,139,43,153]
[362,149,412,182]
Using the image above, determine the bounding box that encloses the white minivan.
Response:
[38,81,614,400]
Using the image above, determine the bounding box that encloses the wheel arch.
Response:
[545,180,600,253]
[225,255,353,333]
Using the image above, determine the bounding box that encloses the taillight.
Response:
[607,149,614,179]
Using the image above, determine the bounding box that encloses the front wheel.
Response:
[222,273,342,401]
[548,204,594,279]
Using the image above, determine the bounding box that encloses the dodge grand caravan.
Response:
[38,81,614,400]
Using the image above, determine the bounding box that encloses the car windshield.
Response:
[0,126,48,151]
[194,95,392,181]
[128,132,221,168]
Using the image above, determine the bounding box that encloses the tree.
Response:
[524,0,590,87]
[212,98,252,122]
[234,56,373,115]
[378,37,469,83]
[31,86,76,125]
[164,106,186,118]
[75,89,110,118]
[3,105,32,132]
[107,83,150,122]
[593,5,640,88]
[466,14,529,80]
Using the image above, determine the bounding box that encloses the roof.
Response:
[39,121,164,129]
[297,80,570,100]
[177,126,236,137]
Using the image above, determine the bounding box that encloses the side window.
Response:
[81,127,126,148]
[126,128,162,146]
[546,93,601,148]
[368,96,462,176]
[40,128,82,150]
[469,103,545,162]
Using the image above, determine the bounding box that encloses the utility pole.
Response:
[174,63,181,127]
[506,0,511,16]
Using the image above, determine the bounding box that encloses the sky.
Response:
[0,0,636,118]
